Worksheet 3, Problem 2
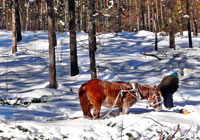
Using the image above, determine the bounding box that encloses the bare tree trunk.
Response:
[192,15,198,36]
[96,0,101,32]
[45,2,48,30]
[87,0,97,79]
[155,0,160,32]
[26,0,29,31]
[160,1,164,31]
[15,0,22,42]
[140,1,145,30]
[82,0,87,32]
[147,0,151,31]
[186,0,193,48]
[46,0,57,89]
[128,0,132,31]
[77,0,81,31]
[168,1,175,49]
[36,0,41,30]
[0,1,2,29]
[116,0,122,32]
[2,0,6,29]
[136,0,140,31]
[64,0,69,31]
[12,0,17,54]
[177,0,183,36]
[69,0,79,76]
[154,2,158,51]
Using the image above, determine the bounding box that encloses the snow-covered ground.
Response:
[0,30,200,139]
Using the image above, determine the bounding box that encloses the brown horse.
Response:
[79,79,163,119]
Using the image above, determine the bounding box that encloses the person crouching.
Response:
[158,72,179,109]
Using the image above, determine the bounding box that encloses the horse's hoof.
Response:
[83,115,93,119]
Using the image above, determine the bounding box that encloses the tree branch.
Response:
[140,52,163,60]
[169,124,180,140]
[143,116,165,127]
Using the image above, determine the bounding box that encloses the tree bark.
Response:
[81,0,87,32]
[136,0,140,31]
[69,0,79,76]
[147,0,151,31]
[140,1,145,30]
[2,0,6,29]
[116,0,122,32]
[12,0,17,54]
[46,0,57,88]
[15,0,22,42]
[186,0,193,48]
[154,4,158,51]
[26,1,29,31]
[36,0,41,30]
[160,1,164,31]
[155,0,160,32]
[168,1,175,49]
[87,0,97,79]
[64,0,69,31]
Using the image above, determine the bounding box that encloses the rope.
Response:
[101,89,123,119]
[101,82,140,119]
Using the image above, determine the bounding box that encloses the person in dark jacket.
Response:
[158,72,179,109]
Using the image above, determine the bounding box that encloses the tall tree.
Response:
[116,0,122,32]
[2,0,6,29]
[154,0,158,51]
[186,0,193,48]
[147,0,152,31]
[25,0,30,31]
[135,0,140,31]
[65,0,69,31]
[87,0,97,79]
[69,0,79,76]
[191,1,198,36]
[12,0,17,54]
[168,0,175,49]
[36,0,41,30]
[177,0,183,36]
[81,0,87,32]
[140,0,145,30]
[15,0,22,42]
[46,0,57,88]
[0,1,2,29]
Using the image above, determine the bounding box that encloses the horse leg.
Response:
[93,103,102,119]
[119,107,123,115]
[122,105,130,114]
[121,96,135,114]
[79,86,93,118]
[121,101,130,114]
[83,104,93,119]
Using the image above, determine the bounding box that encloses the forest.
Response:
[0,0,200,139]
[1,0,200,82]
[1,0,200,33]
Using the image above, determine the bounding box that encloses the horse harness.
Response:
[119,82,142,101]
[101,82,141,119]
[148,90,163,108]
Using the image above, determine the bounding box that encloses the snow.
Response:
[29,0,35,2]
[0,30,200,139]
[183,15,190,18]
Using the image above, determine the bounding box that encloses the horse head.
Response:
[148,85,163,111]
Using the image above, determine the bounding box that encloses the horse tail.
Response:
[79,84,93,118]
